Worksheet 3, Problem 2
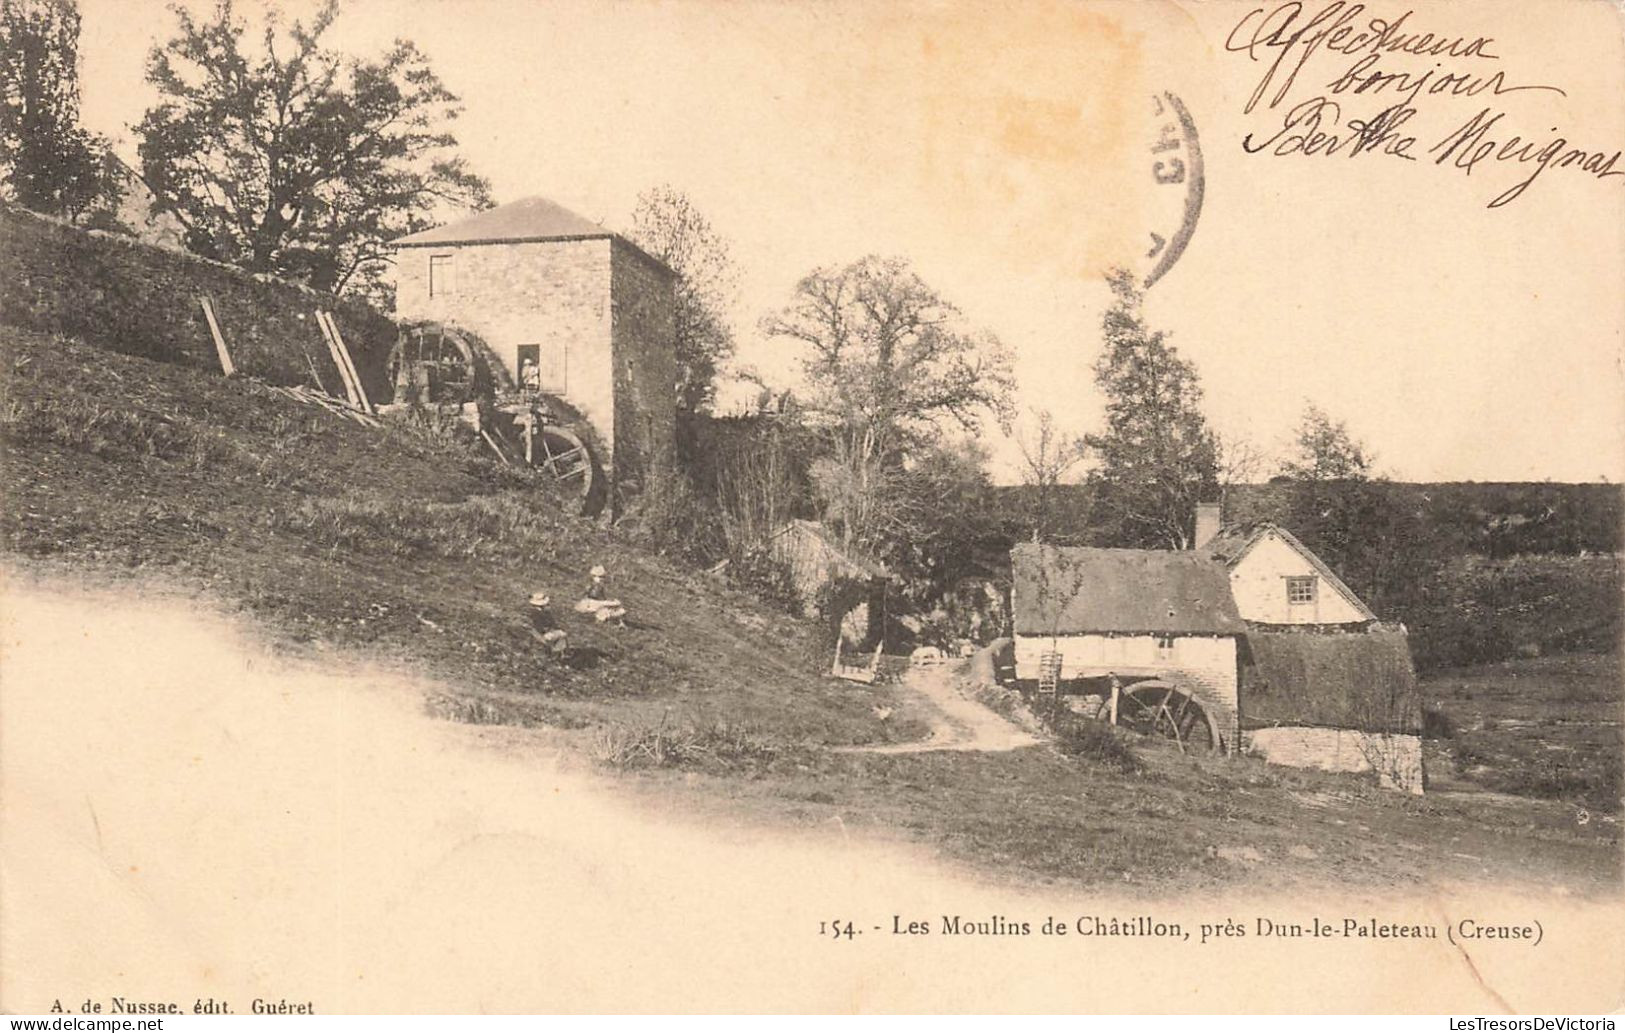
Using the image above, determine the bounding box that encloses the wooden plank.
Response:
[198,296,235,376]
[480,429,513,465]
[298,340,331,395]
[313,306,355,402]
[323,311,367,411]
[313,311,361,407]
[321,311,374,415]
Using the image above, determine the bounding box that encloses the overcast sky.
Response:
[75,0,1625,483]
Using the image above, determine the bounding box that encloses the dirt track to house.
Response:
[4,575,1621,1013]
[842,662,1041,754]
[0,577,1012,1011]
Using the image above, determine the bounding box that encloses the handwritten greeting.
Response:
[1223,1,1624,207]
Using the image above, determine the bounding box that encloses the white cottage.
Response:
[1009,508,1426,790]
[1010,544,1247,751]
[1196,504,1375,626]
[1197,509,1424,792]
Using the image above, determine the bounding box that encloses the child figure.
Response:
[574,564,627,623]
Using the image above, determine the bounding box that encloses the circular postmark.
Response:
[1143,91,1205,289]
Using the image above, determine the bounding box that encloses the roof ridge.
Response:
[392,194,614,247]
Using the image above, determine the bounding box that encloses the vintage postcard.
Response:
[1,0,1622,1015]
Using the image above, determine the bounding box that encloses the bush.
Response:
[729,545,802,615]
[1033,698,1143,774]
[589,716,777,770]
[268,492,572,562]
[1420,704,1456,740]
[1451,735,1621,813]
[622,468,726,566]
[1408,555,1622,670]
[2,391,228,466]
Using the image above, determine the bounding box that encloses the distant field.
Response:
[3,326,1620,894]
[1420,653,1622,814]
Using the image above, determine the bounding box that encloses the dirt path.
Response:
[844,661,1041,753]
[5,575,1620,1014]
[0,576,1031,1012]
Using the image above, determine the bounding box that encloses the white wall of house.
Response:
[1014,633,1239,745]
[1247,727,1424,794]
[1229,532,1367,625]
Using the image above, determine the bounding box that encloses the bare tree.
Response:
[714,420,806,561]
[1216,431,1267,504]
[627,185,737,413]
[763,255,1015,549]
[1015,407,1090,542]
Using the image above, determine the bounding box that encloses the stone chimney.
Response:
[1194,502,1222,551]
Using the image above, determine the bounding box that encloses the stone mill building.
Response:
[390,195,678,507]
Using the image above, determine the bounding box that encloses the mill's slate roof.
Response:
[392,196,674,275]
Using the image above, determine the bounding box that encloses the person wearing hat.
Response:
[527,591,568,658]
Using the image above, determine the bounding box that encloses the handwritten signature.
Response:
[1243,99,1624,207]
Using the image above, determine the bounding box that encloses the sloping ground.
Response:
[840,662,1041,753]
[0,327,921,749]
[1,326,1618,895]
[618,715,1620,895]
[9,583,1620,1014]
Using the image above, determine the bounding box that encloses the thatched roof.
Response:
[1010,544,1244,636]
[1242,628,1421,733]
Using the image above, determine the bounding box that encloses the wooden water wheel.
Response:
[484,409,600,513]
[1103,679,1223,754]
[387,324,478,405]
[526,420,595,499]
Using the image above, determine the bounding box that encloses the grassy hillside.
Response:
[0,327,922,749]
[3,326,1618,893]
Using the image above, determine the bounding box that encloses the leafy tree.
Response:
[1279,402,1374,480]
[627,185,736,413]
[0,0,122,221]
[763,255,1014,548]
[135,0,490,296]
[884,437,1003,608]
[1084,267,1219,549]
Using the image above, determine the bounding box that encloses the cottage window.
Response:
[428,254,455,298]
[1286,575,1318,605]
[1155,635,1176,662]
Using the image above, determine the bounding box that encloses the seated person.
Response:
[574,564,626,623]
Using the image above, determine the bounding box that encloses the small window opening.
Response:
[1287,576,1318,605]
[428,254,455,297]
